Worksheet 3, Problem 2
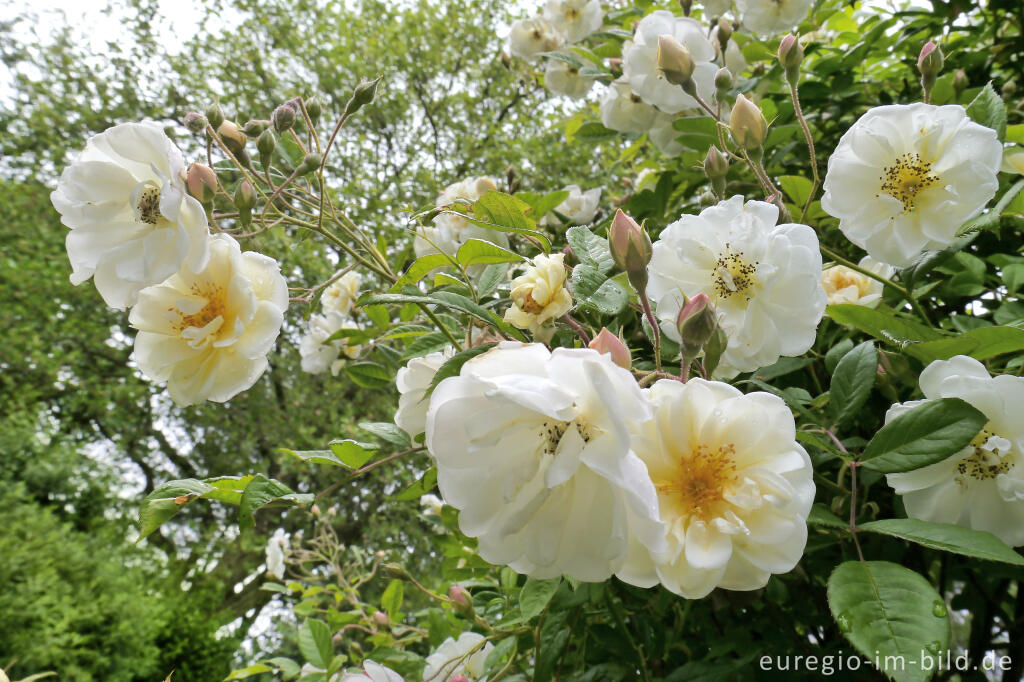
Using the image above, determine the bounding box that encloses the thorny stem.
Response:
[560,314,591,345]
[637,287,662,372]
[789,80,820,223]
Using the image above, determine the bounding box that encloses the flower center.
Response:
[823,268,870,297]
[176,281,228,334]
[658,443,738,523]
[878,153,939,213]
[539,418,593,456]
[954,427,1015,486]
[136,185,164,225]
[712,244,758,303]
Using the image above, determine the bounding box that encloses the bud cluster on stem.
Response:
[917,40,944,103]
[609,210,661,370]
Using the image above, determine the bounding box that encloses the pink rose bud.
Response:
[589,328,632,369]
[372,611,390,627]
[676,293,718,359]
[185,163,218,206]
[448,584,474,617]
[451,677,470,682]
[777,34,804,83]
[917,41,943,77]
[608,209,653,290]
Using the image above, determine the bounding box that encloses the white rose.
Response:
[821,256,894,308]
[340,661,404,682]
[504,253,574,339]
[50,121,210,309]
[509,17,564,61]
[542,0,604,43]
[425,342,665,580]
[647,196,827,378]
[415,176,509,259]
[622,11,717,114]
[885,356,1024,546]
[395,348,455,438]
[700,0,732,17]
[821,103,1002,267]
[600,81,660,135]
[649,112,684,157]
[423,632,494,682]
[541,184,601,227]
[129,234,288,406]
[265,528,289,580]
[322,271,362,316]
[620,379,814,597]
[737,0,812,35]
[299,312,361,376]
[544,56,596,99]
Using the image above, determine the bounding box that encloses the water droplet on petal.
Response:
[932,601,947,618]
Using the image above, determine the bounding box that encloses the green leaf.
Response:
[344,362,392,389]
[567,120,618,143]
[520,576,561,621]
[778,175,814,208]
[516,190,570,221]
[570,264,628,315]
[328,439,378,468]
[425,343,497,397]
[860,398,987,473]
[807,504,847,529]
[138,478,214,541]
[238,475,313,527]
[393,467,438,501]
[907,326,1024,363]
[826,304,944,350]
[279,448,348,468]
[965,82,1006,141]
[827,561,950,682]
[298,618,333,669]
[390,254,451,291]
[566,225,613,273]
[470,191,552,251]
[359,421,412,448]
[266,657,302,679]
[455,238,525,267]
[858,519,1024,565]
[381,579,404,621]
[476,263,508,298]
[223,664,274,680]
[829,340,877,427]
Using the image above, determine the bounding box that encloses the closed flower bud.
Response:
[185,163,217,206]
[234,180,256,227]
[295,152,323,176]
[205,102,225,129]
[241,119,269,137]
[371,611,390,628]
[699,190,718,208]
[272,103,296,133]
[184,111,207,134]
[1002,80,1016,99]
[344,77,382,119]
[676,293,717,359]
[448,585,474,617]
[305,95,322,126]
[953,69,968,99]
[451,677,470,682]
[717,18,732,52]
[657,34,696,87]
[703,146,729,198]
[714,67,733,101]
[678,0,692,16]
[729,94,767,154]
[217,120,247,157]
[609,209,653,290]
[588,328,632,369]
[778,34,804,83]
[257,129,276,171]
[383,563,411,581]
[917,41,943,78]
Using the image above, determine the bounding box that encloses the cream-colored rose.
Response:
[504,253,574,338]
[129,234,288,406]
[322,271,362,317]
[821,256,894,308]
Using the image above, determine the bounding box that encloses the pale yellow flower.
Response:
[504,253,574,338]
[821,256,893,308]
[1002,146,1024,175]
